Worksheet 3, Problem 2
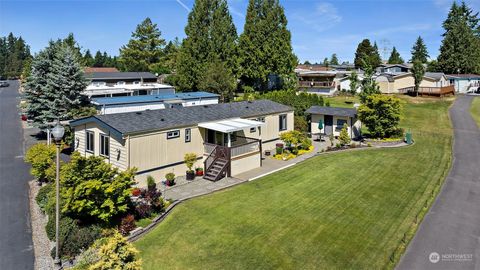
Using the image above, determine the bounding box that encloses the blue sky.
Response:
[0,0,479,63]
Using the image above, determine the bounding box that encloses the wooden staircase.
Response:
[203,145,231,182]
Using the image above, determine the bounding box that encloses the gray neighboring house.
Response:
[306,106,361,139]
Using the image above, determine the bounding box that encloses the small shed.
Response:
[306,106,361,139]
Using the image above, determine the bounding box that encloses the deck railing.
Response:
[298,81,335,88]
[398,85,455,96]
[203,136,261,158]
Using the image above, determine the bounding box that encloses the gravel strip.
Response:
[29,180,54,270]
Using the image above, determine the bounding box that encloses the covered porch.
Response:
[198,118,264,181]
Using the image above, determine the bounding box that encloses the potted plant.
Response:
[195,167,204,176]
[165,172,175,186]
[184,153,197,180]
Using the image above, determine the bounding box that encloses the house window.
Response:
[185,128,191,142]
[250,127,256,133]
[279,114,287,131]
[167,130,180,139]
[86,131,94,153]
[336,119,348,131]
[116,81,126,85]
[257,117,265,122]
[100,134,110,157]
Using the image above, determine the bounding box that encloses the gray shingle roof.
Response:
[305,106,357,117]
[71,100,293,135]
[85,72,157,81]
[424,72,445,81]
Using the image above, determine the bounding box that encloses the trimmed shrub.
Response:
[24,143,57,182]
[119,215,136,236]
[294,116,308,132]
[89,231,142,269]
[36,183,54,213]
[134,202,152,219]
[339,124,351,146]
[146,175,156,192]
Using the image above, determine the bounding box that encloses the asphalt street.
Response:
[397,95,480,270]
[0,81,34,269]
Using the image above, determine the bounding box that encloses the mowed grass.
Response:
[135,99,453,270]
[324,95,360,108]
[470,97,480,128]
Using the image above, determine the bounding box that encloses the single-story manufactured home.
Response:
[446,74,480,93]
[91,91,219,114]
[376,72,451,95]
[306,106,361,139]
[70,100,294,185]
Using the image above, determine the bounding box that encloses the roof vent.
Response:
[135,112,142,115]
[203,105,208,108]
[247,100,253,103]
[245,106,249,109]
[161,118,164,121]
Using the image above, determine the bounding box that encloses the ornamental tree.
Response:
[338,124,351,146]
[60,152,136,223]
[358,94,403,138]
[412,60,425,96]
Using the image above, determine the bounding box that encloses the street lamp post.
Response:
[51,120,64,268]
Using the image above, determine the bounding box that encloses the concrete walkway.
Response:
[397,95,480,270]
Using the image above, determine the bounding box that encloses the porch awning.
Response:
[198,118,265,133]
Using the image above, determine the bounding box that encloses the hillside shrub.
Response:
[36,183,54,213]
[24,143,57,182]
[119,215,136,236]
[338,124,351,146]
[146,175,156,192]
[358,94,403,138]
[89,232,141,270]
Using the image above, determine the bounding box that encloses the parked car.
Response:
[0,81,9,87]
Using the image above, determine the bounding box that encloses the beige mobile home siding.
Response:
[128,126,204,177]
[259,111,294,150]
[73,123,128,170]
[310,114,361,138]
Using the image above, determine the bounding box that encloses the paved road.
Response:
[0,81,34,269]
[397,95,480,270]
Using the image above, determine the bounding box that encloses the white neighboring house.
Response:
[83,71,175,98]
[446,74,480,93]
[337,74,365,93]
[91,92,220,115]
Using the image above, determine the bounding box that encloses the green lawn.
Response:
[324,95,360,108]
[470,97,480,128]
[135,99,453,269]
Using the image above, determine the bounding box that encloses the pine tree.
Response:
[0,33,31,78]
[359,62,380,103]
[323,57,329,67]
[24,43,87,127]
[410,36,429,63]
[438,1,480,74]
[199,59,236,102]
[93,50,104,67]
[354,39,375,69]
[371,42,382,67]
[238,0,297,91]
[83,49,94,66]
[330,54,339,65]
[176,0,238,91]
[348,71,359,95]
[412,60,425,96]
[119,17,166,72]
[388,47,404,64]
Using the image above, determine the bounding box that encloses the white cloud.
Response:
[229,5,244,18]
[292,2,342,32]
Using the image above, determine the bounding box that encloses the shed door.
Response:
[324,115,333,135]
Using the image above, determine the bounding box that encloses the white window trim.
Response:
[167,130,180,139]
[86,131,94,153]
[100,134,110,157]
[185,128,191,142]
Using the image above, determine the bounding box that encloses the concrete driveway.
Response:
[0,81,34,269]
[397,95,480,270]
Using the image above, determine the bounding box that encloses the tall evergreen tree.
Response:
[199,59,236,102]
[371,42,382,67]
[24,42,87,127]
[438,1,480,74]
[410,36,429,63]
[330,53,339,65]
[359,62,380,103]
[83,49,94,66]
[93,50,104,67]
[354,39,376,69]
[176,0,238,91]
[238,0,297,91]
[388,47,404,64]
[411,60,425,97]
[0,33,31,78]
[119,17,166,72]
[323,57,329,67]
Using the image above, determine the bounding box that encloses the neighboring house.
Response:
[337,73,365,93]
[91,92,220,114]
[376,72,451,95]
[296,70,337,95]
[306,106,361,139]
[70,100,294,185]
[83,71,175,98]
[376,64,411,74]
[446,74,480,93]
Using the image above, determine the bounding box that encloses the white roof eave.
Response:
[198,118,265,133]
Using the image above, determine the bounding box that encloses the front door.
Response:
[207,129,216,144]
[324,115,333,135]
